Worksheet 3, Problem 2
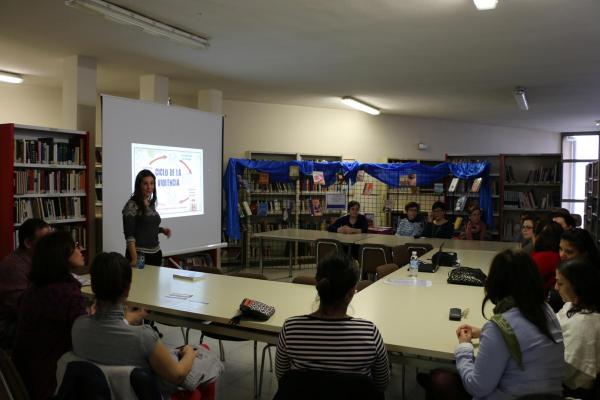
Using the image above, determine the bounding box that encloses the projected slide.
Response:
[132,143,204,218]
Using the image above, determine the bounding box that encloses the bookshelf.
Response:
[445,153,562,241]
[385,158,445,230]
[0,123,90,260]
[236,152,344,268]
[446,154,501,239]
[585,161,600,246]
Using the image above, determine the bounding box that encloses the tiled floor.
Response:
[160,265,426,399]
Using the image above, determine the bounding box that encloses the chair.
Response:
[356,280,373,292]
[0,348,28,400]
[391,245,411,267]
[404,242,434,257]
[376,264,398,280]
[199,272,271,398]
[358,244,392,280]
[53,361,111,400]
[314,239,344,265]
[130,368,162,400]
[273,369,385,400]
[291,275,317,286]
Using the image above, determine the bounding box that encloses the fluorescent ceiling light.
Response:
[473,0,498,10]
[513,87,529,111]
[65,0,209,49]
[595,120,600,126]
[0,71,23,84]
[341,96,380,115]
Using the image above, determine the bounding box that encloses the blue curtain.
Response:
[224,158,491,240]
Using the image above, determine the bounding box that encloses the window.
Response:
[561,134,600,217]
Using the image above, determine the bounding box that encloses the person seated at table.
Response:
[327,201,369,234]
[552,211,576,231]
[0,218,51,350]
[559,228,600,265]
[396,201,425,237]
[531,221,563,295]
[420,201,454,239]
[275,255,390,392]
[555,258,600,399]
[461,206,487,241]
[419,250,564,400]
[72,252,222,396]
[12,231,88,400]
[520,215,537,254]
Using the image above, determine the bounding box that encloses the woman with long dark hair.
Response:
[123,169,171,267]
[421,250,564,400]
[559,228,600,265]
[275,255,389,392]
[12,231,87,400]
[555,259,600,399]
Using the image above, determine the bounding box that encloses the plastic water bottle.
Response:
[408,251,419,278]
[136,253,145,269]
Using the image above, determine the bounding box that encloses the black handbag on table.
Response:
[447,267,487,287]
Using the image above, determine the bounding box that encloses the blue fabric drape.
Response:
[223,159,491,240]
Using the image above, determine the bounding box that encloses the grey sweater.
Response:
[122,199,162,253]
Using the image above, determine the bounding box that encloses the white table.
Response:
[252,228,376,276]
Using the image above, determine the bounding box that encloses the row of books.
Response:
[240,200,295,217]
[182,253,214,268]
[504,191,557,209]
[14,169,86,194]
[243,182,296,193]
[12,224,87,250]
[505,164,560,183]
[14,197,84,223]
[14,137,86,165]
[448,177,483,193]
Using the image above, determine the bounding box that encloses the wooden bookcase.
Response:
[0,123,90,260]
[236,151,344,268]
[446,153,561,241]
[585,161,600,246]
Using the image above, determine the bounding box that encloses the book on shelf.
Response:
[399,174,417,187]
[362,182,374,195]
[311,199,322,216]
[455,195,467,212]
[13,137,85,165]
[434,182,444,194]
[453,216,463,231]
[448,178,459,192]
[94,148,102,164]
[242,201,252,216]
[257,202,269,216]
[356,170,365,182]
[312,171,325,186]
[470,177,482,193]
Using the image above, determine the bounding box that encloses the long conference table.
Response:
[82,230,516,368]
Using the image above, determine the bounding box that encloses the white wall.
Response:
[0,83,560,162]
[0,84,62,128]
[223,100,560,163]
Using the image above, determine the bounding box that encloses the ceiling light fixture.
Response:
[65,0,209,49]
[513,87,529,111]
[341,96,380,115]
[595,120,600,126]
[0,71,23,84]
[473,0,498,10]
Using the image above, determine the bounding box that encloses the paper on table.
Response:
[173,270,205,281]
[166,292,193,299]
[384,278,432,287]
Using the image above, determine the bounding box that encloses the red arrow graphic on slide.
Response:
[149,155,167,164]
[179,160,192,174]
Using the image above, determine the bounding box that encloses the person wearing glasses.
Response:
[0,218,51,350]
[11,231,87,400]
[520,215,536,254]
[421,201,454,239]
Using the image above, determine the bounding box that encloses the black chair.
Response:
[52,361,111,400]
[404,242,434,257]
[274,369,385,400]
[130,368,162,400]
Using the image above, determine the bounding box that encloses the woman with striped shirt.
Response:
[275,255,390,391]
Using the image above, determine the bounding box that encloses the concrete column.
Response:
[140,74,169,104]
[197,89,223,114]
[62,55,97,131]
